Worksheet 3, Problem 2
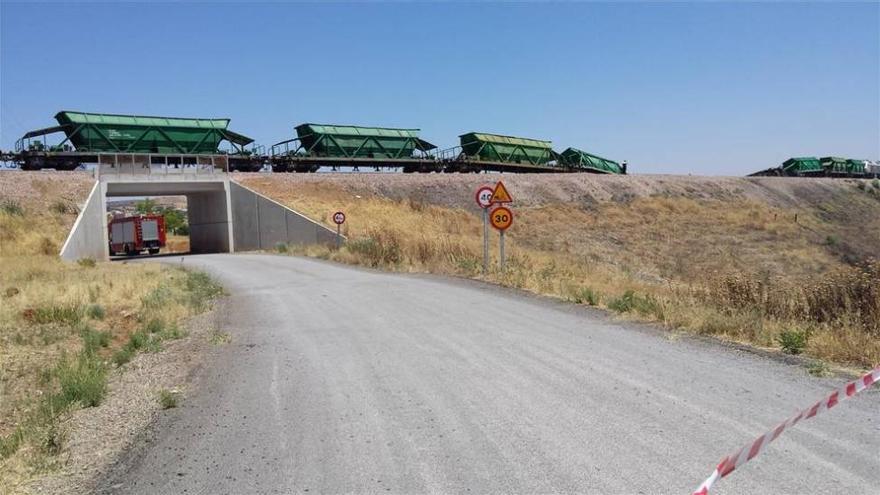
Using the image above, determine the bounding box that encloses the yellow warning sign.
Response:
[490,181,513,204]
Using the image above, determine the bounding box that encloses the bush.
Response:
[50,200,77,215]
[144,318,164,334]
[158,389,179,409]
[1,199,24,216]
[77,257,97,268]
[777,329,808,355]
[86,303,105,320]
[873,179,880,190]
[184,271,223,310]
[275,242,289,253]
[345,232,402,267]
[23,304,83,325]
[571,287,600,306]
[52,353,107,408]
[112,347,135,366]
[608,290,661,317]
[80,326,110,354]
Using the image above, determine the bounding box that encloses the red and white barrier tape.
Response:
[692,365,880,495]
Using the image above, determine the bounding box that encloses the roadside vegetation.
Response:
[247,177,880,369]
[0,181,222,491]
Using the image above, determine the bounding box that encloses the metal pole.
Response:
[336,224,341,250]
[482,207,489,274]
[499,230,505,272]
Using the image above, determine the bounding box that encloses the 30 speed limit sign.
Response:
[489,206,513,231]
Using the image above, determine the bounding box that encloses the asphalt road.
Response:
[100,254,879,494]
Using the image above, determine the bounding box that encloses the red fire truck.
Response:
[108,215,166,256]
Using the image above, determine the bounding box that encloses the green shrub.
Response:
[52,353,107,408]
[0,428,24,459]
[112,347,135,366]
[24,304,84,325]
[141,285,172,310]
[571,287,600,306]
[608,290,661,317]
[144,318,164,334]
[1,199,24,216]
[77,257,97,268]
[777,329,808,355]
[275,242,289,253]
[872,178,880,190]
[825,234,839,246]
[184,271,223,310]
[86,303,105,320]
[50,200,77,215]
[80,326,110,354]
[346,235,402,267]
[158,389,179,409]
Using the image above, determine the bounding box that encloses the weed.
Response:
[0,428,25,459]
[873,178,880,190]
[80,326,111,354]
[159,324,186,341]
[86,303,105,320]
[112,347,135,366]
[158,389,179,409]
[141,284,172,310]
[144,318,164,334]
[608,290,661,317]
[51,353,107,408]
[275,242,289,253]
[184,271,223,310]
[807,360,831,377]
[49,200,77,215]
[1,199,24,216]
[210,330,231,345]
[23,304,84,325]
[777,329,808,354]
[570,286,600,306]
[825,234,839,246]
[77,257,97,268]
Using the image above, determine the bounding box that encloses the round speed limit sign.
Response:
[489,206,513,231]
[475,185,494,209]
[333,211,346,225]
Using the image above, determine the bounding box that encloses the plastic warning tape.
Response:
[692,365,880,495]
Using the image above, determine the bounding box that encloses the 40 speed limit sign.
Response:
[490,206,513,231]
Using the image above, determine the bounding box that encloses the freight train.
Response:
[749,157,880,179]
[0,111,626,175]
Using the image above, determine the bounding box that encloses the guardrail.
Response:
[95,153,229,178]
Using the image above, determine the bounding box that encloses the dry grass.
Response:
[0,186,221,492]
[244,177,880,369]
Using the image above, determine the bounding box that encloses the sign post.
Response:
[489,205,513,271]
[488,181,514,272]
[332,211,346,249]
[475,185,494,273]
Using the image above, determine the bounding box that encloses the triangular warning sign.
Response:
[490,181,513,204]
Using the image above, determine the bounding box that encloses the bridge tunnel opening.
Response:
[103,181,232,259]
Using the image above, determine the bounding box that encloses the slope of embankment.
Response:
[238,173,880,368]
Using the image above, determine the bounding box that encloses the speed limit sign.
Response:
[333,211,346,225]
[489,206,513,231]
[475,185,494,209]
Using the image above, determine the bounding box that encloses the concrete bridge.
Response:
[60,160,338,261]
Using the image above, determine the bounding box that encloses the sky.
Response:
[1,1,878,176]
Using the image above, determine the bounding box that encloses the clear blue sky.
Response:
[1,1,878,175]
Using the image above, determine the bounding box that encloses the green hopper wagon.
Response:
[293,123,436,159]
[19,111,254,154]
[781,157,823,176]
[846,159,867,176]
[559,148,624,174]
[459,132,556,166]
[820,156,858,175]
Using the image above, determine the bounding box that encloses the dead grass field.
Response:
[238,173,880,369]
[0,173,220,492]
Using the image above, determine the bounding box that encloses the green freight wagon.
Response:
[781,157,823,176]
[846,159,867,176]
[820,156,853,175]
[21,111,254,154]
[459,132,556,166]
[293,123,436,159]
[559,147,624,174]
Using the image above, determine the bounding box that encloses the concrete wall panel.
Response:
[60,181,108,262]
[230,181,339,251]
[187,190,231,253]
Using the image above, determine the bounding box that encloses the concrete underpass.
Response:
[60,168,338,261]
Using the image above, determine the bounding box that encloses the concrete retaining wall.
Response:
[230,181,339,251]
[60,181,108,261]
[187,190,232,254]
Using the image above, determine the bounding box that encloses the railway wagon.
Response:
[559,147,625,174]
[109,215,166,256]
[458,132,557,167]
[268,123,437,172]
[13,111,256,171]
